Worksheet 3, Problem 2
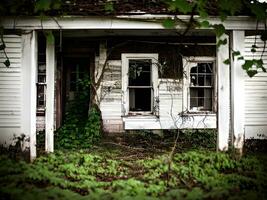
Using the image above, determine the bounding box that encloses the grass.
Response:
[0,131,267,200]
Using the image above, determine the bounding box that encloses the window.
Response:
[37,64,46,114]
[122,54,158,115]
[183,57,216,112]
[37,34,46,115]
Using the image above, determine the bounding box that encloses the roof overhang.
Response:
[1,15,266,31]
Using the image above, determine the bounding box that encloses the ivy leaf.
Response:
[199,20,210,28]
[223,59,230,65]
[242,60,253,70]
[254,59,263,68]
[0,43,5,50]
[104,2,114,13]
[197,0,209,19]
[163,18,175,28]
[212,24,225,38]
[167,0,193,14]
[198,8,208,19]
[237,56,244,60]
[219,11,228,21]
[247,70,258,77]
[251,48,256,53]
[4,59,10,67]
[232,51,240,58]
[45,31,54,45]
[262,67,266,72]
[217,38,227,48]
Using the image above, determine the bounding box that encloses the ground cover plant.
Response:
[1,131,267,200]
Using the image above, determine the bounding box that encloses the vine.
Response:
[55,76,102,149]
[162,0,267,77]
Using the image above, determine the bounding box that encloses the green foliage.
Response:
[44,30,55,45]
[104,1,114,14]
[242,59,265,77]
[180,129,217,150]
[163,18,176,29]
[1,146,267,200]
[212,24,226,38]
[218,0,243,16]
[166,0,193,14]
[34,0,62,13]
[55,77,101,149]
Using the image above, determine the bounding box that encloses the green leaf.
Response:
[255,59,263,68]
[223,59,230,65]
[4,59,10,67]
[217,38,227,48]
[104,2,114,13]
[167,0,193,14]
[219,11,228,21]
[251,48,256,53]
[199,20,210,28]
[212,24,225,38]
[198,8,208,19]
[247,70,258,77]
[197,0,209,19]
[237,56,244,60]
[163,18,175,29]
[232,51,240,57]
[242,60,254,70]
[45,31,54,45]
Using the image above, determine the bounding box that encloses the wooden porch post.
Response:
[230,31,245,154]
[217,34,231,151]
[45,35,55,153]
[21,31,37,161]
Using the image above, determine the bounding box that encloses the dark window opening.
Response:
[37,33,46,116]
[128,59,152,112]
[189,62,214,111]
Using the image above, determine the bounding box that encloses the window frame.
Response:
[183,57,217,114]
[122,53,158,116]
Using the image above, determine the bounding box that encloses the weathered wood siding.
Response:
[0,35,22,145]
[100,62,216,131]
[244,35,267,139]
[158,79,183,128]
[100,60,123,132]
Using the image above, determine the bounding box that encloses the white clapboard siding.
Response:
[100,60,122,120]
[0,35,22,144]
[244,35,267,139]
[158,79,183,120]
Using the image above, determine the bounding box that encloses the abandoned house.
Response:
[0,1,267,160]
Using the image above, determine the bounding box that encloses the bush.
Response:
[55,77,101,149]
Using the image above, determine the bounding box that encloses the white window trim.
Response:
[183,56,216,114]
[122,53,159,116]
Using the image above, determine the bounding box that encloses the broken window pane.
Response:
[128,59,151,86]
[189,62,213,111]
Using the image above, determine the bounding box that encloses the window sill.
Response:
[180,111,216,116]
[123,114,157,119]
